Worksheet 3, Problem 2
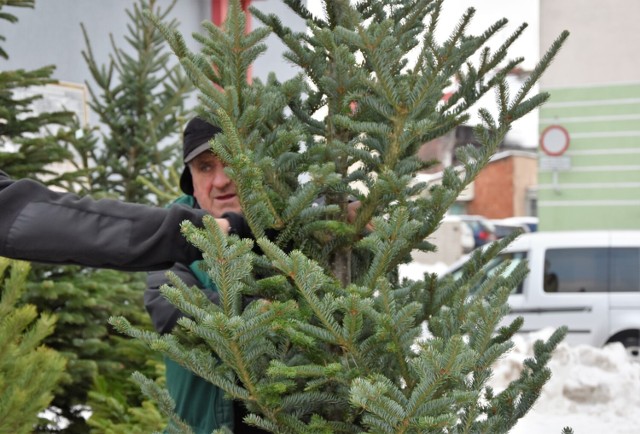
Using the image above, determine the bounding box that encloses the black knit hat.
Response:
[179,117,222,195]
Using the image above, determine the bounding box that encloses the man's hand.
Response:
[215,217,231,234]
[220,212,254,239]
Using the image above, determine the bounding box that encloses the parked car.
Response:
[500,216,538,232]
[490,218,531,239]
[443,230,640,360]
[457,215,497,248]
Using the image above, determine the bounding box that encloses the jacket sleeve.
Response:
[144,263,220,334]
[0,170,207,271]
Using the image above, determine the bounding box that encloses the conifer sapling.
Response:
[112,1,571,432]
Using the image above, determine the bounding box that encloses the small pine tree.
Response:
[107,0,570,432]
[79,0,193,204]
[0,258,67,434]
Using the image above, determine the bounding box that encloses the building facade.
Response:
[417,150,538,219]
[538,0,640,230]
[465,151,538,219]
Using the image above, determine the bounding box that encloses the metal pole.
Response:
[553,169,560,194]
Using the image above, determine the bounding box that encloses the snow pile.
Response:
[493,329,640,434]
[398,260,449,279]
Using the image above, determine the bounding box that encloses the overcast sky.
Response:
[306,0,540,68]
[439,0,541,146]
[438,0,540,69]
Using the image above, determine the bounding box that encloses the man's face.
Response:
[189,152,241,217]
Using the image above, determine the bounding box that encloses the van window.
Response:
[610,248,640,292]
[544,248,608,293]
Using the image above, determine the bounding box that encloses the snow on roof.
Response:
[413,149,537,184]
[489,149,537,162]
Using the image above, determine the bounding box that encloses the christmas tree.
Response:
[111,1,571,432]
[77,0,192,204]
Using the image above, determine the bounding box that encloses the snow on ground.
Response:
[498,329,640,434]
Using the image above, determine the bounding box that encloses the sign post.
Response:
[540,125,571,193]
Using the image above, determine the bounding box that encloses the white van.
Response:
[445,231,640,359]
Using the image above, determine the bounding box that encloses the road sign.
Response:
[540,125,570,156]
[539,156,571,172]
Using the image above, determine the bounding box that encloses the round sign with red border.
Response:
[540,125,570,156]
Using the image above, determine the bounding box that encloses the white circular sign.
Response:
[540,125,570,156]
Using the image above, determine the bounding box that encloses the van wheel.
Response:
[613,335,640,362]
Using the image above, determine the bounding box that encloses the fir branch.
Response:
[130,372,194,434]
[373,277,421,387]
[509,30,570,112]
[211,107,283,235]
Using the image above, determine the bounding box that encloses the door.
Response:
[513,240,610,346]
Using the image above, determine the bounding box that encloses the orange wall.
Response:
[467,158,514,218]
[463,155,537,218]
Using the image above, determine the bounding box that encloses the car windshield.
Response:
[494,224,520,238]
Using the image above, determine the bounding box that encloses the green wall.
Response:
[538,82,640,230]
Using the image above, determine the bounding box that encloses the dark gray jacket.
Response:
[145,262,219,333]
[0,170,206,271]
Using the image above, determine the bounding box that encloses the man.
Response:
[0,169,245,270]
[145,117,266,433]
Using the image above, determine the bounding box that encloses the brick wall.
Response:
[466,158,515,218]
